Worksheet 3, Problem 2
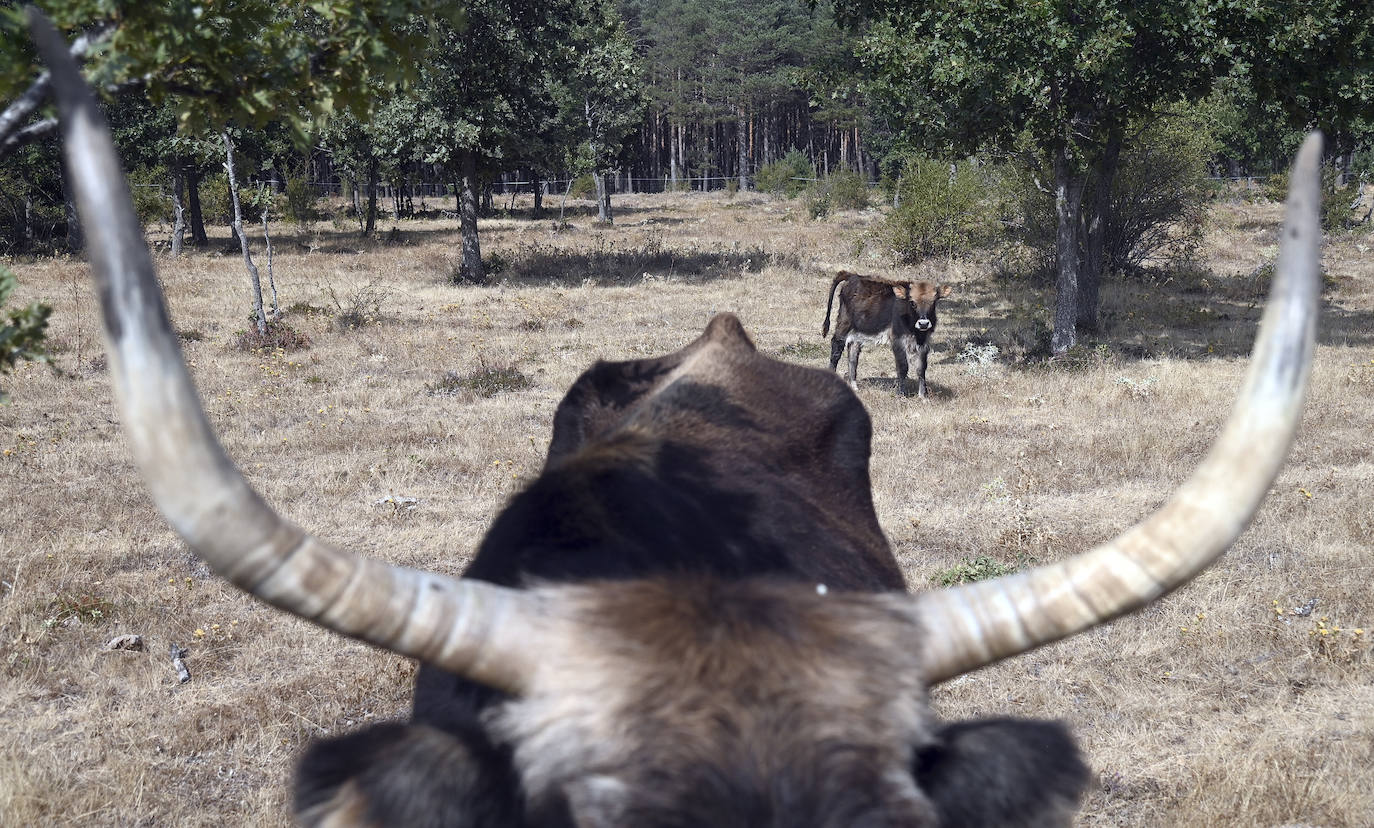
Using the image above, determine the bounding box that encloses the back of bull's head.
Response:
[894,282,952,332]
[33,9,1322,826]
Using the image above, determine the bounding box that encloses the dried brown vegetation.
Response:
[1,191,1371,826]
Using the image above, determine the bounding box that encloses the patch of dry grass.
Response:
[2,190,1371,825]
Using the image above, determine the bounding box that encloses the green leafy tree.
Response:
[838,0,1247,352]
[415,0,581,281]
[320,109,383,235]
[0,1,462,148]
[562,0,646,222]
[0,266,51,403]
[3,4,455,337]
[1241,0,1373,173]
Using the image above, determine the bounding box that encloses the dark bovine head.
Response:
[894,281,952,335]
[34,10,1323,828]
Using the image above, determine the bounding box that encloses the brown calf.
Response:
[35,10,1324,826]
[822,270,953,398]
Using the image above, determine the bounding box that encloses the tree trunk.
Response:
[21,196,32,253]
[458,150,483,283]
[224,130,267,336]
[186,166,208,247]
[737,104,749,190]
[532,173,544,217]
[260,185,279,320]
[1051,140,1087,355]
[1079,126,1122,332]
[170,168,186,258]
[762,104,771,166]
[351,180,364,234]
[670,122,681,190]
[593,170,612,222]
[62,172,83,253]
[364,160,378,236]
[585,96,612,222]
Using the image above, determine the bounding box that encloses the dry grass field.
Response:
[1,188,1371,826]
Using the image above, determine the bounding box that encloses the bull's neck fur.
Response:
[493,579,941,826]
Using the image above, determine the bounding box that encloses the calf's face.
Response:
[895,282,952,334]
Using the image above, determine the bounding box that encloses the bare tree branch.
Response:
[0,75,53,157]
[0,118,57,157]
[0,22,114,159]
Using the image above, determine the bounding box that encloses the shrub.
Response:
[429,361,533,398]
[931,555,1018,587]
[880,156,998,262]
[283,176,317,226]
[1102,115,1213,270]
[1,267,51,402]
[234,321,311,352]
[1267,166,1366,231]
[567,174,596,199]
[127,166,172,227]
[827,170,870,211]
[755,150,814,197]
[804,170,870,220]
[1010,112,1214,275]
[1261,170,1289,204]
[199,173,263,226]
[323,281,390,330]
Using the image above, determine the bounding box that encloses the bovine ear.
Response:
[295,723,521,828]
[913,718,1089,828]
[937,284,953,299]
[891,284,910,299]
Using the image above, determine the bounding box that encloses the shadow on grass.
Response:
[164,202,722,259]
[951,261,1374,368]
[491,238,800,286]
[852,375,959,401]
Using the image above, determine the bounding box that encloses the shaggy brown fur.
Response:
[296,317,1087,827]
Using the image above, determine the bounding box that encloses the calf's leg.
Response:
[846,340,863,390]
[915,340,932,399]
[892,340,910,397]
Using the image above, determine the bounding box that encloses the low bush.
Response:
[566,174,596,200]
[804,170,870,219]
[323,282,390,330]
[199,173,263,226]
[128,166,173,227]
[234,320,311,352]
[879,156,998,261]
[283,176,318,229]
[429,361,533,398]
[755,150,814,197]
[931,555,1018,587]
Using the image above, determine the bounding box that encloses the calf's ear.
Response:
[937,284,953,299]
[891,285,910,299]
[913,717,1089,828]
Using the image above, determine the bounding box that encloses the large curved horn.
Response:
[28,10,548,694]
[912,132,1323,684]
